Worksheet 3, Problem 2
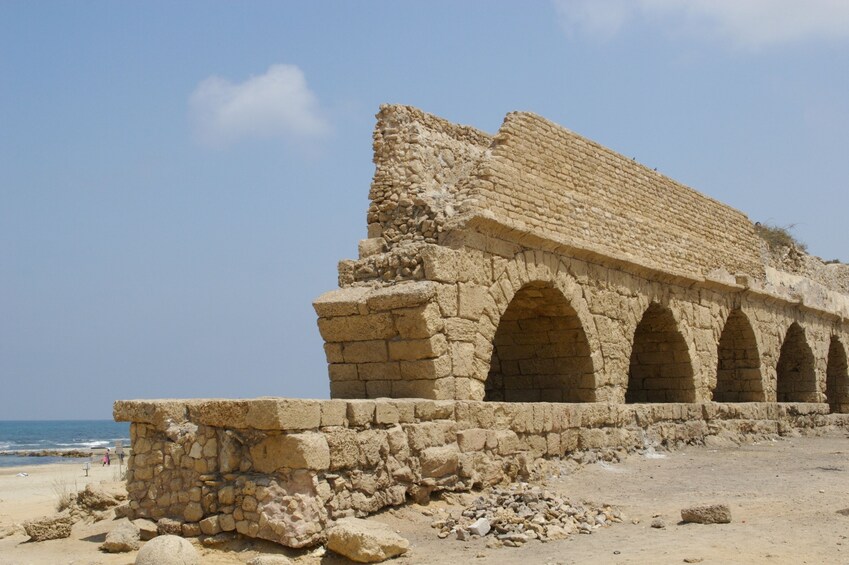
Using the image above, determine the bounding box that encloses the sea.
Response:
[0,420,131,468]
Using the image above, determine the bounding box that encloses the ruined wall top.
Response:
[362,104,764,284]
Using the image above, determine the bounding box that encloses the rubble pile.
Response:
[430,484,623,547]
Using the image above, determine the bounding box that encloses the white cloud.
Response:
[554,0,849,49]
[189,64,329,147]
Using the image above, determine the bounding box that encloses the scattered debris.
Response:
[247,556,293,565]
[650,517,666,529]
[431,483,623,544]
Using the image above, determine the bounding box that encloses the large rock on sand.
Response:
[23,511,75,541]
[681,503,732,524]
[327,518,409,563]
[100,520,140,552]
[135,534,200,565]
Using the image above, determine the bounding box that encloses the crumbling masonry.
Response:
[115,105,849,548]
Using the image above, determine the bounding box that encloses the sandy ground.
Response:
[2,429,849,564]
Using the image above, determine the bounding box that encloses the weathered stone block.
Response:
[312,287,370,318]
[249,433,330,472]
[419,445,459,478]
[245,399,321,430]
[317,313,396,343]
[347,400,376,427]
[388,334,448,361]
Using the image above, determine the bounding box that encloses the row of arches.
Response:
[482,282,849,411]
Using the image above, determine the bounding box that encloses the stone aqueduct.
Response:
[114,106,849,549]
[315,104,849,413]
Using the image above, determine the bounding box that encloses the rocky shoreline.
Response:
[0,450,95,459]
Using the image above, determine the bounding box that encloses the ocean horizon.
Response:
[0,419,131,468]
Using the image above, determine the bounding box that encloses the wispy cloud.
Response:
[554,0,849,49]
[189,64,329,147]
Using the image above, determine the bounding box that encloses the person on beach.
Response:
[102,448,110,466]
[116,444,124,465]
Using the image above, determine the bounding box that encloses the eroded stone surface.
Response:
[23,511,75,542]
[681,504,732,524]
[326,517,409,563]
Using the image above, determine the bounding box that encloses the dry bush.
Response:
[755,222,807,253]
[51,478,78,512]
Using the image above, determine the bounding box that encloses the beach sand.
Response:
[2,430,849,564]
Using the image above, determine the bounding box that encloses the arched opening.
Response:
[485,282,594,402]
[714,309,764,402]
[826,336,848,412]
[626,303,695,403]
[776,323,817,402]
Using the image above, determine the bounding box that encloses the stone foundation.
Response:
[114,398,849,548]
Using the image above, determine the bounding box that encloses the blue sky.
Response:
[2,1,848,419]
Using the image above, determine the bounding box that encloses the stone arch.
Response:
[776,322,817,402]
[484,281,595,402]
[826,336,849,412]
[714,309,764,402]
[626,302,695,403]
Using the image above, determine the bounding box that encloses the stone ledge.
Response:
[115,397,834,431]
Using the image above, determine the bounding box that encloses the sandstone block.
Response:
[457,428,487,452]
[450,341,476,377]
[183,502,204,522]
[365,281,435,311]
[680,504,732,524]
[132,518,158,541]
[421,245,460,283]
[312,287,370,318]
[347,400,376,426]
[329,363,358,381]
[436,283,459,317]
[374,401,399,425]
[458,283,487,321]
[219,513,236,532]
[250,433,330,472]
[321,399,348,427]
[326,517,410,563]
[157,517,183,536]
[327,429,360,470]
[246,399,322,430]
[420,445,459,478]
[358,237,385,258]
[400,355,451,380]
[200,515,222,535]
[342,340,389,363]
[330,380,366,398]
[358,362,401,380]
[388,334,448,361]
[318,314,396,343]
[182,522,201,537]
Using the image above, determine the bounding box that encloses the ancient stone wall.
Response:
[113,398,848,549]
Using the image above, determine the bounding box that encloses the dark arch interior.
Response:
[714,309,764,402]
[626,303,695,403]
[776,323,817,402]
[826,336,848,413]
[485,283,594,402]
